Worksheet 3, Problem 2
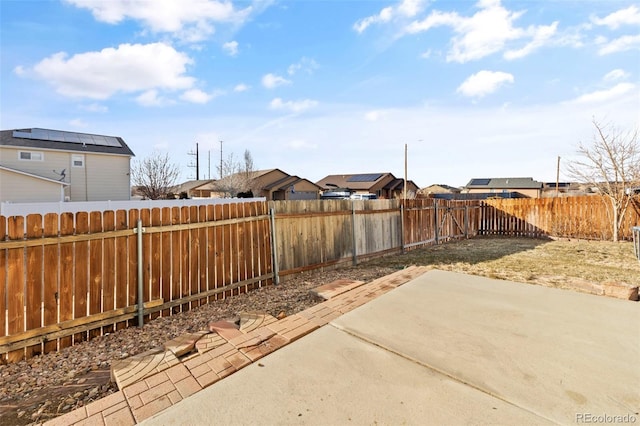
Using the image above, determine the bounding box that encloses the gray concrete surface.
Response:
[142,270,640,425]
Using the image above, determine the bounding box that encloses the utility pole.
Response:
[187,142,200,180]
[219,140,223,178]
[556,156,561,197]
[404,143,408,200]
[208,150,211,179]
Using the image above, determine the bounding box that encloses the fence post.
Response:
[464,205,469,238]
[400,202,405,254]
[434,201,439,244]
[351,201,357,266]
[269,207,280,285]
[135,219,145,327]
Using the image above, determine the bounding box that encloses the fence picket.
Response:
[25,214,43,358]
[43,214,58,354]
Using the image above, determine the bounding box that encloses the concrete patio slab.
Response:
[141,270,640,425]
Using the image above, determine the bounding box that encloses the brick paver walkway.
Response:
[44,266,429,426]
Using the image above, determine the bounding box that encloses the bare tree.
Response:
[568,119,640,241]
[213,150,256,197]
[131,152,180,200]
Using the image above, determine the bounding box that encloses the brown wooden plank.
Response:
[7,216,25,362]
[223,203,232,298]
[171,207,181,314]
[198,205,208,306]
[160,207,172,317]
[74,212,90,343]
[180,206,190,311]
[189,205,200,308]
[0,216,6,363]
[261,202,273,286]
[58,213,74,349]
[88,211,103,340]
[43,214,59,354]
[127,209,139,328]
[102,211,116,334]
[150,208,161,319]
[140,209,152,324]
[25,214,43,359]
[115,210,128,330]
[206,205,216,304]
[214,204,224,300]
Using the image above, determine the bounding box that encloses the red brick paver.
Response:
[44,266,427,426]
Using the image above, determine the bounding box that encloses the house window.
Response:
[72,154,85,168]
[19,151,44,161]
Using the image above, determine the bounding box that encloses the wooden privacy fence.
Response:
[4,195,633,362]
[0,201,273,363]
[481,195,640,240]
[271,199,482,276]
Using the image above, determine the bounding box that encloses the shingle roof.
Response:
[316,173,391,190]
[464,177,542,189]
[1,128,135,156]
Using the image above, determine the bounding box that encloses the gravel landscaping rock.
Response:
[0,265,395,425]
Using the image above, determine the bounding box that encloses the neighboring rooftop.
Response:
[1,128,135,156]
[464,177,543,189]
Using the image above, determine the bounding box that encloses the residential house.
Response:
[203,169,321,200]
[248,169,320,200]
[1,128,135,202]
[462,177,543,198]
[168,180,216,198]
[417,184,461,198]
[316,173,420,199]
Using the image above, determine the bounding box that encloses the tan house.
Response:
[197,169,321,200]
[418,184,461,198]
[249,169,320,200]
[0,128,135,202]
[316,173,420,199]
[462,177,543,198]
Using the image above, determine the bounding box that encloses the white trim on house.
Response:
[0,165,70,185]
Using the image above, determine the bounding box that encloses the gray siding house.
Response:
[0,128,135,202]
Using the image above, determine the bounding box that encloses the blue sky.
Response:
[1,0,639,188]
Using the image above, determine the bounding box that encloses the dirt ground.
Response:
[1,236,638,425]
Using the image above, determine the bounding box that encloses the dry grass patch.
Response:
[366,236,640,290]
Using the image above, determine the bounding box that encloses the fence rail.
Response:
[1,194,638,362]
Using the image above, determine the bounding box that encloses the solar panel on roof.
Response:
[11,128,122,148]
[470,178,491,186]
[347,173,383,182]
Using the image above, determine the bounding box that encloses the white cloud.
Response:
[69,118,88,128]
[30,43,194,99]
[603,69,629,82]
[262,73,291,89]
[597,34,640,55]
[572,82,636,103]
[504,22,558,60]
[405,0,559,63]
[234,83,250,92]
[136,89,172,106]
[364,110,387,121]
[13,65,25,76]
[81,103,109,113]
[287,57,319,75]
[286,139,318,150]
[354,0,425,33]
[64,0,253,42]
[181,89,214,104]
[457,70,514,98]
[223,41,239,56]
[591,5,640,29]
[269,98,318,113]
